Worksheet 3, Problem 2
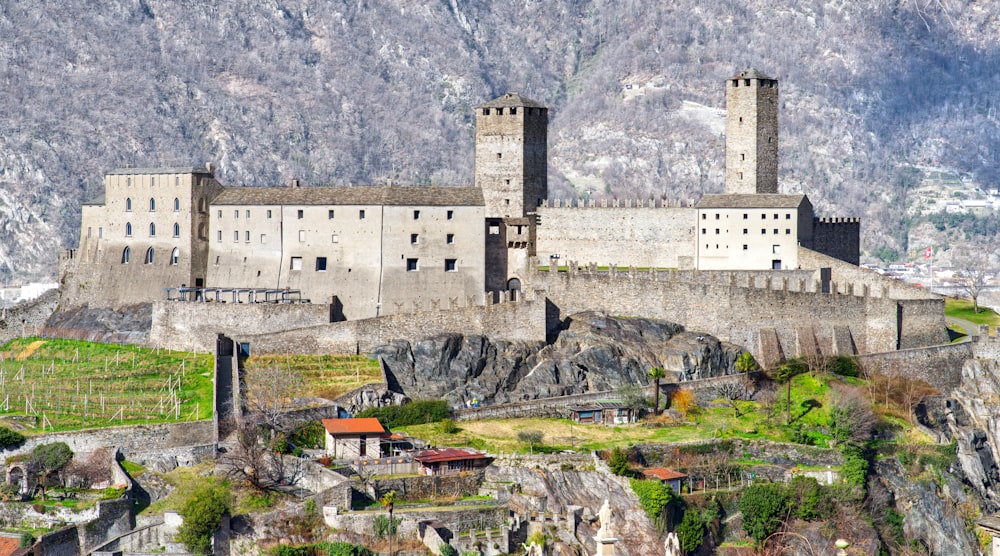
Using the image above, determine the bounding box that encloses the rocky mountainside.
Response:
[373,311,742,404]
[2,0,1000,281]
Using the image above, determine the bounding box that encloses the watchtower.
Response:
[725,69,778,195]
[474,92,548,218]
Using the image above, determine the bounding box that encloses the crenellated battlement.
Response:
[973,325,1000,360]
[815,217,861,224]
[539,198,696,209]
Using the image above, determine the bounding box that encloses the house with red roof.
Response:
[642,467,687,494]
[321,417,386,459]
[414,448,491,476]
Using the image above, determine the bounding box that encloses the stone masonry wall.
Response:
[857,343,972,391]
[898,298,950,349]
[0,289,59,345]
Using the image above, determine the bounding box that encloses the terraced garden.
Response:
[242,353,383,400]
[0,338,213,432]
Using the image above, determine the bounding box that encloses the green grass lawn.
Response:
[945,297,999,334]
[0,338,213,432]
[243,353,382,400]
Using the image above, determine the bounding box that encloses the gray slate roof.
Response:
[477,92,545,109]
[106,167,212,175]
[82,194,106,206]
[731,68,774,81]
[212,185,484,207]
[697,194,808,209]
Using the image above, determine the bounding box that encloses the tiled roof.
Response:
[731,68,774,81]
[643,467,688,481]
[107,167,212,175]
[697,194,808,209]
[569,401,628,411]
[322,417,386,435]
[213,185,484,207]
[0,537,20,556]
[414,448,489,464]
[477,92,545,109]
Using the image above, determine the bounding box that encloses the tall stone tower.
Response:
[725,69,779,195]
[474,92,548,218]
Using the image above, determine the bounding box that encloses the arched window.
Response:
[125,222,132,237]
[122,246,130,264]
[125,198,132,211]
[173,223,180,237]
[198,197,206,213]
[171,247,179,265]
[149,223,156,237]
[144,247,154,264]
[173,198,180,212]
[149,198,156,211]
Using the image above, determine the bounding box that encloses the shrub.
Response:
[438,418,459,434]
[788,424,815,446]
[269,547,312,556]
[177,482,232,555]
[289,421,326,449]
[840,443,870,491]
[314,542,374,556]
[0,426,25,448]
[517,430,543,454]
[439,544,459,556]
[372,514,400,540]
[830,355,860,377]
[30,442,73,474]
[18,534,34,548]
[788,476,826,520]
[676,507,705,553]
[629,478,681,526]
[608,447,632,477]
[738,483,790,543]
[355,399,451,428]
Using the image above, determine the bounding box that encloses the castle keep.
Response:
[61,70,945,363]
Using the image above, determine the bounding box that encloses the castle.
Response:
[59,70,946,364]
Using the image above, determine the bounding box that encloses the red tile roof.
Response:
[0,537,20,556]
[643,468,687,481]
[414,448,489,464]
[322,418,385,435]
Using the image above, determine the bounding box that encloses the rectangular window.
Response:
[489,224,500,235]
[774,228,779,234]
[447,210,454,220]
[234,231,239,242]
[267,209,272,219]
[150,177,155,187]
[218,210,222,218]
[715,228,720,234]
[290,257,302,270]
[786,229,791,235]
[298,230,305,242]
[297,209,304,219]
[411,233,419,244]
[447,233,455,244]
[445,259,457,272]
[175,176,179,186]
[701,214,706,220]
[743,245,748,250]
[331,234,339,243]
[246,210,250,219]
[785,213,791,219]
[773,245,781,254]
[743,229,748,235]
[359,210,366,219]
[761,229,766,234]
[217,230,222,242]
[743,213,748,219]
[245,231,250,242]
[773,213,779,219]
[762,214,767,219]
[87,227,92,238]
[316,257,327,271]
[99,227,103,238]
[328,210,335,219]
[260,234,267,244]
[406,258,418,271]
[234,210,239,219]
[413,210,420,220]
[701,228,706,234]
[715,213,720,220]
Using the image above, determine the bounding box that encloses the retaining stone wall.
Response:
[372,470,486,501]
[857,342,972,391]
[0,289,58,346]
[324,505,508,540]
[974,329,1000,361]
[150,301,330,352]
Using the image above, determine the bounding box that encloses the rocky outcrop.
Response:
[374,311,743,404]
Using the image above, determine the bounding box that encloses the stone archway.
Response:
[507,277,522,301]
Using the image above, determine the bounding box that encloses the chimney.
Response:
[289,178,300,188]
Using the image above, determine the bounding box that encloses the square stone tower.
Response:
[725,69,779,194]
[474,93,548,218]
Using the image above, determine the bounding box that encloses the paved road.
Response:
[945,316,980,342]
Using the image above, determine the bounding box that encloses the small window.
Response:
[413,210,420,220]
[785,213,791,220]
[150,177,155,187]
[297,209,304,219]
[171,247,179,265]
[175,176,179,186]
[482,108,490,116]
[245,231,250,242]
[173,198,180,211]
[198,223,206,240]
[173,223,180,237]
[149,223,156,237]
[773,245,781,254]
[316,257,327,271]
[215,256,220,265]
[786,229,791,235]
[743,229,748,235]
[773,214,779,219]
[234,231,239,242]
[122,246,130,264]
[701,228,706,235]
[701,214,706,220]
[743,213,748,219]
[761,214,766,219]
[510,107,517,115]
[125,222,132,237]
[261,234,267,243]
[445,259,457,272]
[332,234,339,243]
[743,245,748,251]
[87,227,92,238]
[447,233,455,244]
[359,210,366,219]
[198,198,206,213]
[245,210,250,219]
[328,210,335,219]
[761,229,766,234]
[144,247,154,264]
[496,107,503,115]
[715,228,720,234]
[126,177,131,187]
[298,230,305,242]
[150,198,156,211]
[290,257,302,270]
[217,230,222,242]
[738,172,743,179]
[126,198,132,211]
[447,210,454,220]
[774,229,778,234]
[497,153,502,160]
[406,258,418,271]
[715,214,720,220]
[99,227,103,238]
[741,153,745,160]
[234,209,239,219]
[217,210,222,218]
[267,209,272,219]
[489,224,500,235]
[411,233,419,244]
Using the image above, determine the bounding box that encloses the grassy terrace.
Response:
[243,353,383,400]
[945,297,999,335]
[0,338,213,432]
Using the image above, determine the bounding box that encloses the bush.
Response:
[355,399,451,428]
[177,482,232,555]
[270,542,373,556]
[629,478,681,525]
[439,544,459,556]
[30,442,73,474]
[608,447,632,477]
[18,534,34,548]
[372,514,400,540]
[0,426,25,448]
[788,476,826,520]
[738,483,790,543]
[676,507,705,553]
[289,421,326,449]
[840,443,870,491]
[788,424,815,446]
[438,418,459,434]
[829,355,860,377]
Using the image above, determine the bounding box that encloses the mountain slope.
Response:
[2,0,998,280]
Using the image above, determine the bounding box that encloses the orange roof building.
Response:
[322,417,386,435]
[321,418,385,460]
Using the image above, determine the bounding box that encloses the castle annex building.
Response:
[64,70,859,321]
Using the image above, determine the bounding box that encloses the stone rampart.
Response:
[974,328,1000,361]
[371,470,486,501]
[238,298,546,355]
[0,420,215,467]
[798,247,935,301]
[898,298,950,348]
[857,343,972,391]
[0,289,59,346]
[324,505,507,541]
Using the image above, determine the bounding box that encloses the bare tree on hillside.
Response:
[956,254,991,314]
[242,364,306,433]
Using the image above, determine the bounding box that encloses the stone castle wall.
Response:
[535,200,696,269]
[810,218,861,266]
[0,289,58,346]
[857,342,973,391]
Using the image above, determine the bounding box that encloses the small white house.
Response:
[322,418,386,460]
